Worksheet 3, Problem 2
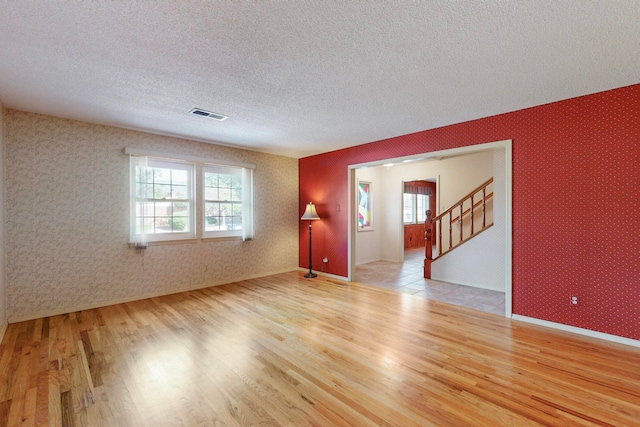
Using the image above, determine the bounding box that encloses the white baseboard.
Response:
[8,268,298,324]
[297,267,348,282]
[0,320,7,344]
[512,314,640,349]
[430,275,504,292]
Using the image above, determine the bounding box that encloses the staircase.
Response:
[424,177,494,278]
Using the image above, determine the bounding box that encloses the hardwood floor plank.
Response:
[34,370,50,427]
[20,386,37,427]
[1,272,640,426]
[47,367,61,427]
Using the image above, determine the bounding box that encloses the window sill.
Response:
[128,235,245,248]
[201,236,243,243]
[128,238,197,247]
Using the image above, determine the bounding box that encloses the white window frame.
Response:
[403,193,429,225]
[126,148,255,244]
[203,165,243,238]
[403,192,415,224]
[131,157,196,243]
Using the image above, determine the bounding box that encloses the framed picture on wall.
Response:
[357,180,373,231]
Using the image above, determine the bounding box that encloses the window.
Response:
[403,193,415,223]
[403,181,433,225]
[203,166,243,238]
[132,158,195,242]
[416,194,428,223]
[403,193,429,224]
[128,149,255,244]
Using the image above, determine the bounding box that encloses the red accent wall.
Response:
[299,84,640,340]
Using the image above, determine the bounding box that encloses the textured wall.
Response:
[299,84,640,340]
[0,103,6,334]
[5,110,299,320]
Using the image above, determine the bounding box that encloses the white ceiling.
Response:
[0,1,639,159]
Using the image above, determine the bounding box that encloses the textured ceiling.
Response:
[0,1,639,158]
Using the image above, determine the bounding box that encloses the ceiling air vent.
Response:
[190,108,228,121]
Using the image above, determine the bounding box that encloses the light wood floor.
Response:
[1,272,639,426]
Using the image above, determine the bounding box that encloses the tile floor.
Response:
[355,247,506,315]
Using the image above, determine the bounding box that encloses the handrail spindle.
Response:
[459,204,463,243]
[448,211,453,250]
[470,195,474,236]
[438,217,442,256]
[482,188,486,228]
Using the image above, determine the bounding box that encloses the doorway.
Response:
[348,140,512,317]
[402,179,436,254]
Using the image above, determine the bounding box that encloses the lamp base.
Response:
[304,271,318,278]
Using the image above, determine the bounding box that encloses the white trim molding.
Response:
[297,268,349,282]
[512,314,640,349]
[124,147,256,170]
[347,139,513,319]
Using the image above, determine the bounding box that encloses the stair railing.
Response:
[424,177,494,278]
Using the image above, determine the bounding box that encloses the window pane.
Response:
[153,184,170,199]
[172,169,188,186]
[417,195,428,222]
[171,184,188,199]
[219,188,231,201]
[202,166,245,237]
[205,201,220,216]
[205,218,220,231]
[231,185,242,201]
[403,193,415,223]
[205,202,220,231]
[219,202,232,216]
[154,216,171,233]
[155,201,171,215]
[219,174,232,187]
[205,172,218,187]
[169,216,188,232]
[136,183,153,199]
[172,202,188,217]
[154,167,171,184]
[137,167,153,184]
[205,187,218,201]
[133,159,194,241]
[231,175,242,197]
[136,202,154,217]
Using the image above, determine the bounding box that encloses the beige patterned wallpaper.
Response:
[4,109,299,321]
[0,104,6,330]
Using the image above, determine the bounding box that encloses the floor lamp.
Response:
[301,202,320,278]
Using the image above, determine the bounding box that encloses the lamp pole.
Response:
[305,219,316,278]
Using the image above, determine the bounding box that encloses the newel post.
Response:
[424,209,433,279]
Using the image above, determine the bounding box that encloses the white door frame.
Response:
[348,140,512,317]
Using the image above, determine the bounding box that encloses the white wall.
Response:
[431,148,506,291]
[4,110,299,321]
[354,167,382,264]
[0,103,6,340]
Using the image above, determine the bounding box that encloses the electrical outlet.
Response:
[570,295,579,306]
